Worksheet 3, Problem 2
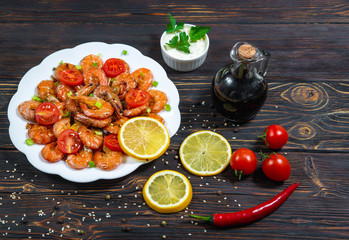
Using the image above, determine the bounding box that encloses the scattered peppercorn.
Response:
[160,220,167,227]
[105,195,111,200]
[121,218,127,223]
[162,235,167,239]
[53,205,60,210]
[78,230,85,235]
[217,190,222,195]
[233,128,239,133]
[209,104,215,108]
[21,219,28,224]
[56,220,65,224]
[202,123,208,128]
[122,227,131,232]
[212,123,217,128]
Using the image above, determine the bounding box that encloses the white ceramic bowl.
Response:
[160,24,209,72]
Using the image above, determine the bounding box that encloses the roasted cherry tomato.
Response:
[261,152,291,181]
[57,129,82,154]
[104,134,123,152]
[230,148,257,180]
[35,102,60,125]
[259,124,288,149]
[58,68,83,86]
[102,58,125,77]
[125,89,150,108]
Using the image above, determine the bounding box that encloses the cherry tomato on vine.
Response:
[35,102,60,125]
[57,129,82,154]
[261,152,291,181]
[125,89,150,108]
[230,148,257,180]
[104,134,123,152]
[58,68,83,86]
[259,124,288,149]
[102,58,125,77]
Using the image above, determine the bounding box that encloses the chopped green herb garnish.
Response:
[147,108,151,113]
[88,161,96,168]
[92,62,98,68]
[53,67,57,71]
[59,60,63,65]
[67,91,73,98]
[189,26,211,42]
[98,53,102,57]
[89,93,94,97]
[75,65,82,70]
[54,81,60,87]
[25,138,34,146]
[32,95,43,102]
[166,32,190,53]
[94,130,103,136]
[110,78,115,82]
[140,72,145,78]
[122,50,128,55]
[62,111,70,117]
[152,81,159,87]
[165,104,171,111]
[95,101,102,109]
[166,13,184,33]
[110,123,114,126]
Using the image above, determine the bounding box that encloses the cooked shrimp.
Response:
[37,80,59,103]
[56,82,75,102]
[121,59,130,73]
[83,67,108,86]
[111,73,137,99]
[103,116,129,134]
[53,118,71,138]
[122,103,149,117]
[65,98,81,113]
[80,54,103,72]
[77,125,103,150]
[148,89,168,113]
[72,95,114,119]
[41,142,65,163]
[55,101,68,117]
[140,113,165,124]
[93,147,122,171]
[66,146,93,170]
[28,124,56,144]
[53,62,76,80]
[131,68,154,91]
[18,100,41,122]
[72,112,112,128]
[93,85,123,117]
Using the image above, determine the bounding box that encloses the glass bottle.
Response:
[211,42,270,123]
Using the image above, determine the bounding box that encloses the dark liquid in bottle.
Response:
[211,64,268,123]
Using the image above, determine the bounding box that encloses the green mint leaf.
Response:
[166,36,179,48]
[178,32,190,53]
[174,22,184,32]
[189,26,211,42]
[166,13,184,33]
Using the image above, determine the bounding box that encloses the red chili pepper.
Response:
[190,183,299,227]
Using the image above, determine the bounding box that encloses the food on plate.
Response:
[190,183,299,227]
[230,148,257,180]
[18,54,170,171]
[260,152,291,181]
[142,170,192,213]
[118,117,170,161]
[259,124,289,149]
[179,130,232,176]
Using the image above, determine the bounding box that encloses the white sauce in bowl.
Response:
[161,24,208,60]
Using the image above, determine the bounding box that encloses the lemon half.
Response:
[143,170,192,213]
[118,117,170,161]
[179,130,232,176]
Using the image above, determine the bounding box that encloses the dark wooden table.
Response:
[1,1,349,239]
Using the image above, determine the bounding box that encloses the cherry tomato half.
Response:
[260,124,288,149]
[102,58,125,77]
[104,134,123,152]
[57,129,82,154]
[35,102,60,125]
[262,153,291,181]
[125,89,150,108]
[230,148,257,179]
[58,68,83,86]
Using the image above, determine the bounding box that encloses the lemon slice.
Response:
[143,170,192,213]
[118,117,170,161]
[179,130,232,176]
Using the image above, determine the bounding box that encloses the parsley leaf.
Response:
[166,13,184,33]
[166,32,190,54]
[189,26,211,42]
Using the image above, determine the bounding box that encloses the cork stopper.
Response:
[238,44,256,59]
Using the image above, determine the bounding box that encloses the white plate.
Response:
[8,42,181,183]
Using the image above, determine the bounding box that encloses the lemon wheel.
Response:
[179,130,232,176]
[142,170,192,213]
[118,117,170,161]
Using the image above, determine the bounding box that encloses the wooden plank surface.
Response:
[1,0,349,239]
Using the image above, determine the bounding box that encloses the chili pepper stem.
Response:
[189,215,212,222]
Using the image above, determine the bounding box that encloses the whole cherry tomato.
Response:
[230,148,257,180]
[102,58,125,77]
[35,102,60,125]
[261,152,291,181]
[125,89,150,108]
[104,134,123,152]
[57,129,82,154]
[259,124,288,149]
